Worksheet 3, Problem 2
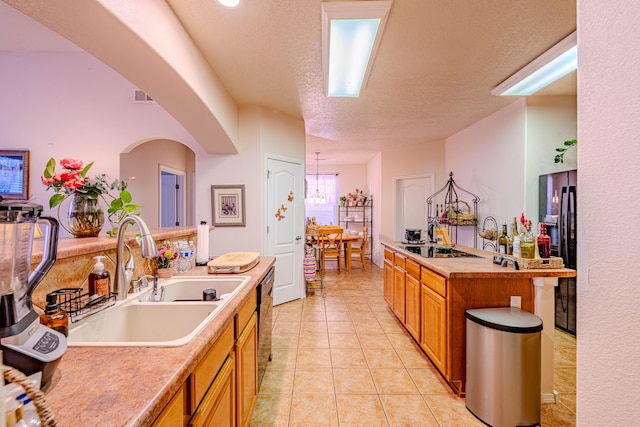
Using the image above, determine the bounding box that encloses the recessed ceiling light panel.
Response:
[322,1,393,98]
[218,0,240,7]
[493,31,577,96]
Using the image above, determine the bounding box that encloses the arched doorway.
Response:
[120,139,196,229]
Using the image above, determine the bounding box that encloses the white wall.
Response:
[525,95,577,217]
[313,163,368,203]
[578,1,640,424]
[5,0,238,154]
[380,141,447,242]
[445,96,576,247]
[446,100,527,246]
[0,52,199,237]
[195,105,305,256]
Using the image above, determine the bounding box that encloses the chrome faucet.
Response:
[123,244,135,289]
[150,275,165,302]
[115,215,158,300]
[132,274,155,293]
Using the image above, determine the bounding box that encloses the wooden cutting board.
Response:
[208,252,260,273]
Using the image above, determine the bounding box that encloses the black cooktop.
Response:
[403,245,482,258]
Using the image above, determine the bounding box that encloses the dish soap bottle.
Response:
[40,292,69,337]
[88,255,110,297]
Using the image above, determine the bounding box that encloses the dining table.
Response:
[307,232,362,272]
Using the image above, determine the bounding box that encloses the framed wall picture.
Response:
[0,150,30,200]
[211,185,246,226]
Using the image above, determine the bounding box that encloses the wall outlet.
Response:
[510,296,522,308]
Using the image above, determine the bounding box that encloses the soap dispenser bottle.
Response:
[40,292,69,337]
[88,255,110,297]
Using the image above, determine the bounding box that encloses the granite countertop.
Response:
[381,239,576,279]
[42,256,275,427]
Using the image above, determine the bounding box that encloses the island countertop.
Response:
[380,239,576,279]
[41,257,275,427]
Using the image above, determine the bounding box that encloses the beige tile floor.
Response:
[251,263,577,427]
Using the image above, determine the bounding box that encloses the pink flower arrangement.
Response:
[42,157,143,237]
[41,157,112,208]
[157,242,178,269]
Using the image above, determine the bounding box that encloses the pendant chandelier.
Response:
[311,152,325,203]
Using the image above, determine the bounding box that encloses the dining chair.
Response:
[350,226,369,269]
[319,227,343,273]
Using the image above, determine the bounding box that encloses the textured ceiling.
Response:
[1,0,576,165]
[167,0,576,165]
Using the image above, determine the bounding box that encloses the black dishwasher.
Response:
[256,266,274,388]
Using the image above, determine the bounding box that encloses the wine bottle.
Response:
[511,216,521,258]
[498,223,508,254]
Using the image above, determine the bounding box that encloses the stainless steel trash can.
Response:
[465,307,543,427]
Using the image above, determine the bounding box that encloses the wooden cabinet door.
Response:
[392,258,406,322]
[420,284,447,374]
[153,383,187,427]
[189,353,236,427]
[405,273,421,340]
[383,249,394,307]
[384,259,394,307]
[404,259,421,340]
[191,323,235,412]
[236,312,258,427]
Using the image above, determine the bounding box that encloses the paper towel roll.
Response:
[196,221,210,265]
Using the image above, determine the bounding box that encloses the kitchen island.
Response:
[381,240,575,400]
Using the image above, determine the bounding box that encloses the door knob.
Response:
[296,236,302,241]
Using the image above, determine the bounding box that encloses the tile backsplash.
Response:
[30,229,198,310]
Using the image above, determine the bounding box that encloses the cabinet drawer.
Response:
[236,291,257,338]
[406,258,420,279]
[421,267,446,298]
[394,253,406,270]
[384,248,395,262]
[192,321,234,409]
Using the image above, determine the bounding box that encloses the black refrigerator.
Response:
[539,169,577,335]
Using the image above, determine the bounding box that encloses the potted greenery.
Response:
[554,139,577,163]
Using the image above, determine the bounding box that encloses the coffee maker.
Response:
[0,198,67,387]
[404,227,424,244]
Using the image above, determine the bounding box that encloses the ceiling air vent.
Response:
[133,89,154,103]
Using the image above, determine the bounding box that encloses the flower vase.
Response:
[156,268,174,279]
[67,195,104,238]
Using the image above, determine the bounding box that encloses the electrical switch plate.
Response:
[510,296,521,308]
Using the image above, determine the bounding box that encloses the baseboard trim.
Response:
[541,390,558,404]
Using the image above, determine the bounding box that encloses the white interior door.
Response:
[395,174,434,240]
[266,156,305,306]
